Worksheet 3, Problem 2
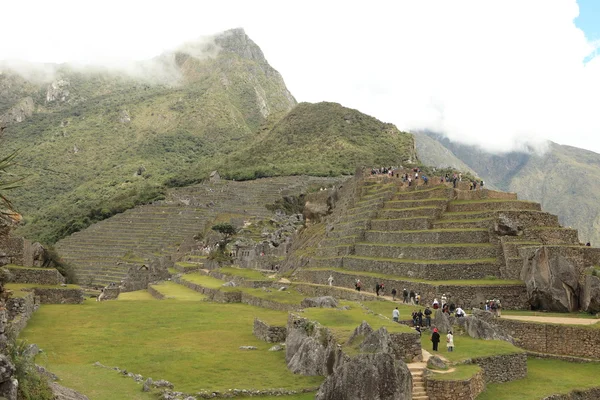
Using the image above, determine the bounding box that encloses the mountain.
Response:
[1,29,416,245]
[414,132,600,245]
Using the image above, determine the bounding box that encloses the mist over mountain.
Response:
[415,132,600,245]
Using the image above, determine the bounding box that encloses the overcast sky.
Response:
[1,0,599,154]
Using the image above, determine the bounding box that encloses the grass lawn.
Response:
[118,290,156,300]
[179,273,238,290]
[420,334,523,363]
[478,358,600,399]
[149,281,207,300]
[20,300,320,399]
[218,266,273,281]
[427,364,481,381]
[362,299,425,317]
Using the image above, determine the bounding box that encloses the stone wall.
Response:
[470,352,527,383]
[6,266,64,285]
[295,270,529,309]
[542,387,600,399]
[293,282,387,302]
[32,288,85,304]
[241,292,301,312]
[253,318,287,343]
[389,331,422,362]
[6,292,38,337]
[173,276,242,303]
[454,189,517,201]
[0,234,25,266]
[102,287,120,300]
[121,256,173,292]
[147,285,165,300]
[354,243,498,260]
[493,318,600,359]
[425,368,485,400]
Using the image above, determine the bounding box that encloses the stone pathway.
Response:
[501,315,600,325]
[407,349,454,400]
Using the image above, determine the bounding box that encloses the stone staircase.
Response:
[408,363,428,400]
[56,176,343,286]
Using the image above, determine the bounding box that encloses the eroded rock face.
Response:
[581,274,600,314]
[521,247,580,312]
[301,296,338,308]
[432,310,453,334]
[347,321,373,345]
[457,309,514,343]
[427,355,447,370]
[315,353,412,400]
[360,327,391,354]
[494,214,523,236]
[50,382,90,400]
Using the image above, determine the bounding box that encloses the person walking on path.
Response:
[403,288,409,303]
[417,309,424,327]
[355,279,362,292]
[446,331,454,352]
[431,328,441,351]
[327,275,334,286]
[455,306,465,317]
[409,290,416,305]
[391,288,397,301]
[375,283,381,296]
[424,306,432,327]
[392,307,400,322]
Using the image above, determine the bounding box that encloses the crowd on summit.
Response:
[370,166,484,189]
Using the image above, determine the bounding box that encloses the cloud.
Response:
[0,0,598,153]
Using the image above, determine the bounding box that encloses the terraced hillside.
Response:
[294,172,584,309]
[56,176,344,286]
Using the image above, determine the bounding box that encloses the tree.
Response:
[0,151,22,212]
[211,223,237,252]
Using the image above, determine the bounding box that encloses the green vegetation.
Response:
[0,150,23,211]
[420,334,523,363]
[478,358,600,399]
[8,339,54,400]
[117,290,156,301]
[427,364,481,381]
[218,266,272,281]
[149,281,207,300]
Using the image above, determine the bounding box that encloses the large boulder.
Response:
[432,310,453,334]
[301,296,338,308]
[315,353,412,400]
[360,327,392,354]
[521,247,580,312]
[494,214,523,236]
[347,321,373,345]
[581,274,600,314]
[49,382,90,400]
[457,309,514,343]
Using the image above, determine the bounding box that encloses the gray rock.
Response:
[301,296,338,308]
[521,247,580,312]
[494,214,523,236]
[0,378,18,400]
[278,286,287,291]
[153,380,174,389]
[316,353,412,400]
[239,346,257,350]
[360,327,391,354]
[432,310,453,334]
[581,274,600,313]
[457,310,514,343]
[347,321,373,345]
[427,355,447,369]
[268,345,284,352]
[222,281,237,287]
[49,382,90,400]
[142,378,153,392]
[35,364,58,381]
[0,355,15,383]
[23,344,39,360]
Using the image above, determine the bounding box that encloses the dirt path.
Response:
[501,315,599,325]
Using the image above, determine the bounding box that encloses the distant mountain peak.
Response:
[214,28,267,64]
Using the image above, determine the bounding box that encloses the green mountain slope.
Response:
[215,102,416,180]
[415,132,600,245]
[2,28,296,244]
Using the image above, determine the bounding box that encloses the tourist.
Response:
[446,331,454,352]
[375,283,381,296]
[432,298,439,309]
[490,299,498,316]
[415,325,422,336]
[424,306,432,327]
[327,275,334,286]
[412,310,418,326]
[409,290,416,305]
[431,328,441,351]
[442,303,450,315]
[441,293,448,308]
[415,293,421,305]
[417,309,424,327]
[392,307,400,323]
[455,306,465,317]
[480,180,484,190]
[391,288,397,301]
[403,288,409,303]
[586,242,591,247]
[380,283,385,296]
[496,299,502,317]
[423,175,429,185]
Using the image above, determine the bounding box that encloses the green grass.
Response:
[118,290,156,300]
[346,255,497,264]
[3,264,53,270]
[356,242,494,248]
[149,281,207,300]
[179,273,239,291]
[478,358,600,399]
[306,268,522,286]
[420,334,523,363]
[6,283,80,290]
[20,300,318,397]
[502,310,600,319]
[450,199,536,204]
[362,299,425,316]
[427,364,481,381]
[218,267,274,281]
[174,262,201,269]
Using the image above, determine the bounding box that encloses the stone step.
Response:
[446,200,541,213]
[383,198,449,210]
[393,186,453,201]
[364,229,490,244]
[370,217,432,231]
[432,219,494,230]
[354,243,498,260]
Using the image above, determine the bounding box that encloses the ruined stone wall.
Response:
[172,276,242,303]
[253,318,287,343]
[471,352,527,383]
[425,369,485,400]
[389,332,422,362]
[241,292,301,311]
[493,318,600,359]
[454,189,517,201]
[32,288,84,304]
[6,267,64,285]
[147,285,165,300]
[295,270,529,309]
[6,292,38,337]
[0,235,24,266]
[354,243,498,260]
[542,387,600,399]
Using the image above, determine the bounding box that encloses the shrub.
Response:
[8,340,54,400]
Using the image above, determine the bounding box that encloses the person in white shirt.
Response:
[327,275,333,286]
[455,306,465,317]
[446,331,454,352]
[392,307,400,322]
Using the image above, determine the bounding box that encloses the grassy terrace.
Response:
[427,364,481,380]
[304,267,521,286]
[502,310,600,319]
[420,334,524,363]
[367,228,488,233]
[149,281,207,300]
[449,199,537,204]
[3,264,57,270]
[479,358,600,399]
[217,266,274,281]
[356,242,494,248]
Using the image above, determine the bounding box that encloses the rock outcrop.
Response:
[300,296,338,308]
[457,309,514,343]
[581,274,600,314]
[315,352,412,400]
[49,382,90,400]
[432,310,453,333]
[521,247,580,312]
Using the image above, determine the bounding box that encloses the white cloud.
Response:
[0,0,598,153]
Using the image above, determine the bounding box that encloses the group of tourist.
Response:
[401,288,420,304]
[483,299,502,316]
[430,328,454,352]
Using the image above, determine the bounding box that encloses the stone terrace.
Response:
[298,173,584,309]
[56,176,343,286]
